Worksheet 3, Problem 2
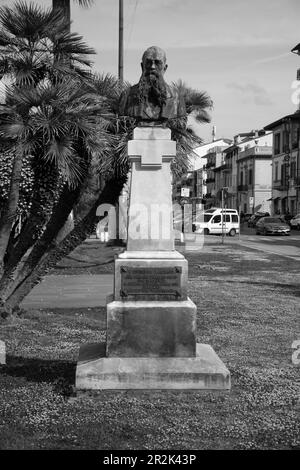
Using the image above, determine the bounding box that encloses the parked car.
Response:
[241,213,253,223]
[283,213,294,225]
[255,217,290,235]
[193,208,240,236]
[247,212,270,228]
[289,214,300,230]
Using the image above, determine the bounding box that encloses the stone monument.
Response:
[76,47,230,390]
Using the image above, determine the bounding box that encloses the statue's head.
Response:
[141,46,168,78]
[139,46,168,107]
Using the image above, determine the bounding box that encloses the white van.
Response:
[193,208,240,236]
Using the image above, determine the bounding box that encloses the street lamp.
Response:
[283,118,291,214]
[221,186,229,244]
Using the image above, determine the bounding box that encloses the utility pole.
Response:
[118,0,124,82]
[221,188,224,244]
[115,0,124,244]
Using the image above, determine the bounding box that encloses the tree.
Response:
[0,1,97,276]
[0,2,119,315]
[52,0,94,30]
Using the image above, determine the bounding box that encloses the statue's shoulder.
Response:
[129,83,139,95]
[164,83,186,117]
[119,83,140,116]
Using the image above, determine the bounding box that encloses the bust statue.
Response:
[119,46,186,126]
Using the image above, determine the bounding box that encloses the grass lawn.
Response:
[0,241,299,450]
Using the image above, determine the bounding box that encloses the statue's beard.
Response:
[138,71,167,108]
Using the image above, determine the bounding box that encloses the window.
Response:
[290,160,296,179]
[274,133,281,154]
[281,163,288,185]
[232,215,238,223]
[275,162,279,181]
[240,172,243,185]
[224,214,230,222]
[283,130,290,152]
[212,215,221,223]
[248,169,253,185]
[292,124,299,149]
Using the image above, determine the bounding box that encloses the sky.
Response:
[2,0,300,142]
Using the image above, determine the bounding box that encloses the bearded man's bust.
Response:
[119,46,186,126]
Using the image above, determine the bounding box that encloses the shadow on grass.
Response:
[204,278,300,297]
[2,355,77,397]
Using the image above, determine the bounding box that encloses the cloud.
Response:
[227,82,273,106]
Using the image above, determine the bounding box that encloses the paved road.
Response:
[194,226,300,260]
[239,226,300,260]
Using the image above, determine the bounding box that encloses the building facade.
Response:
[172,138,232,217]
[237,144,273,214]
[211,131,273,212]
[265,113,300,216]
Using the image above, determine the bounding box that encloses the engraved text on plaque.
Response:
[120,266,183,300]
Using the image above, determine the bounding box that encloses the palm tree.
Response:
[0,1,96,276]
[0,71,120,305]
[52,0,94,30]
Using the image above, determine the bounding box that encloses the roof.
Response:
[264,111,300,131]
[291,43,300,54]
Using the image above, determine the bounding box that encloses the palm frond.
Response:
[45,137,86,188]
[74,0,95,7]
[172,79,213,120]
[0,2,94,87]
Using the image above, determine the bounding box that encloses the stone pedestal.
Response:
[0,340,5,365]
[76,127,230,391]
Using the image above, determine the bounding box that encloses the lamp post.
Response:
[221,186,228,244]
[283,119,291,214]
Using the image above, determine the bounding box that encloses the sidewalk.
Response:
[21,274,113,309]
[21,238,118,310]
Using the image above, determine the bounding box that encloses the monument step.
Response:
[76,343,231,391]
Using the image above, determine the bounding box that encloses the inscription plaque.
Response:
[120,266,183,300]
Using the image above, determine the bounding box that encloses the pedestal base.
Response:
[75,343,231,390]
[106,298,196,357]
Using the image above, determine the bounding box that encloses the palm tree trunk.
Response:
[1,176,126,316]
[0,148,23,277]
[53,0,71,27]
[2,168,61,273]
[0,184,81,303]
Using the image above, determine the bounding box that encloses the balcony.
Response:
[294,177,300,187]
[206,161,215,170]
[221,163,232,172]
[237,184,248,192]
[238,146,273,160]
[273,181,288,191]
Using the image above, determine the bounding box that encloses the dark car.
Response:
[283,213,294,226]
[256,217,290,235]
[248,212,270,228]
[242,213,253,223]
[290,214,300,230]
